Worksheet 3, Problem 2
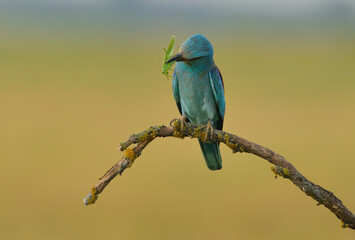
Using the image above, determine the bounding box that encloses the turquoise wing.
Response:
[209,66,225,130]
[172,72,182,115]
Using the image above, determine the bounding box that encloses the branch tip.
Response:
[83,187,98,206]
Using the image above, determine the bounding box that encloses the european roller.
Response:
[166,34,225,170]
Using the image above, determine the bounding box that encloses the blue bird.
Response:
[166,34,226,170]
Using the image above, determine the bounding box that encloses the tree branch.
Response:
[83,119,355,230]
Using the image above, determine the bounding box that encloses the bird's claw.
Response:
[171,116,187,138]
[180,115,187,135]
[203,121,214,142]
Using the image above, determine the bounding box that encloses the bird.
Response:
[166,34,225,170]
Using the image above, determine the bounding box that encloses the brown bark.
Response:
[83,119,355,230]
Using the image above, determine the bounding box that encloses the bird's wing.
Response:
[209,66,225,130]
[172,72,182,115]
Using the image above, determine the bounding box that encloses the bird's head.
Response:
[166,34,213,64]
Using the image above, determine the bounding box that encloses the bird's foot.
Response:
[179,115,187,137]
[170,115,187,138]
[202,121,214,142]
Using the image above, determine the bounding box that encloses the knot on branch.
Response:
[119,126,161,151]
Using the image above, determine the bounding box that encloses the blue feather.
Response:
[170,34,226,171]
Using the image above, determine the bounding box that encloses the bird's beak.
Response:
[165,52,184,64]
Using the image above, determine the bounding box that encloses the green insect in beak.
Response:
[161,35,176,79]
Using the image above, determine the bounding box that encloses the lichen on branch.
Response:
[83,119,355,230]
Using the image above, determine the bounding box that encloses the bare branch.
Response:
[83,119,355,230]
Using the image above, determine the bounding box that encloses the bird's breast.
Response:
[176,67,218,126]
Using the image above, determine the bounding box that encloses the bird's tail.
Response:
[198,140,222,170]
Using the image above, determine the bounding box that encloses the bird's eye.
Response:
[186,56,204,62]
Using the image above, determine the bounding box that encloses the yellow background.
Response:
[1,7,354,239]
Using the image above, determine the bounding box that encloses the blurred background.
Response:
[0,0,354,239]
